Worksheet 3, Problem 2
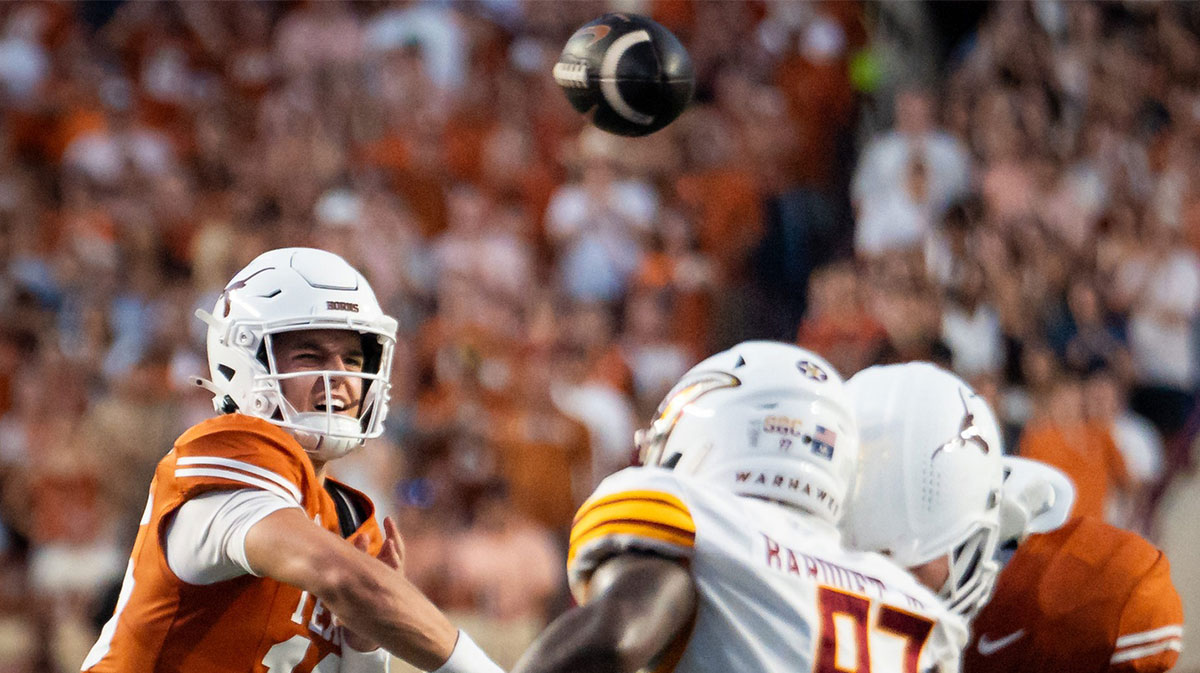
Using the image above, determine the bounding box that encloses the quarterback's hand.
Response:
[379,517,406,574]
[341,517,406,652]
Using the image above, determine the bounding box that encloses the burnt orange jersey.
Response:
[965,518,1183,673]
[81,414,382,673]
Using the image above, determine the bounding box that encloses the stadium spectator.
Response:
[619,290,693,417]
[1119,214,1200,437]
[1085,368,1164,534]
[487,347,591,532]
[449,482,561,626]
[796,260,887,376]
[940,261,1005,379]
[1020,375,1131,521]
[545,146,657,303]
[1050,276,1132,378]
[852,87,971,226]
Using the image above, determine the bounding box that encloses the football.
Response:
[553,13,695,137]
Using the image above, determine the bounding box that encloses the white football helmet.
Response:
[636,341,859,524]
[195,248,398,462]
[842,362,1004,618]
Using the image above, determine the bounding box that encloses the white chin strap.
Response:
[289,413,365,462]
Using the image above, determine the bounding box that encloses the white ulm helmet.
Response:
[842,362,1004,618]
[195,248,398,461]
[636,341,859,524]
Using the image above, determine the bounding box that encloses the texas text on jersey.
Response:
[965,517,1183,673]
[82,414,382,673]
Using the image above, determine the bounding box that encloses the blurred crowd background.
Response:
[0,1,1199,671]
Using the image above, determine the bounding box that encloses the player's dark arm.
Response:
[510,553,698,673]
[243,507,458,670]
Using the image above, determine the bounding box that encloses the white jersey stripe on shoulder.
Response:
[177,456,303,502]
[1115,625,1184,649]
[139,492,154,525]
[175,468,299,505]
[1110,638,1182,664]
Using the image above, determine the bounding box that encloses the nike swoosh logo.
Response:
[977,629,1025,656]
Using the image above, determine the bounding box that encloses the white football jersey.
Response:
[568,467,968,673]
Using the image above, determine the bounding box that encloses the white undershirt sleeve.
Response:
[165,488,301,585]
[341,643,391,673]
[430,631,504,673]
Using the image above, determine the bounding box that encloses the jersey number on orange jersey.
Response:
[816,586,935,673]
[262,588,347,672]
[263,635,338,673]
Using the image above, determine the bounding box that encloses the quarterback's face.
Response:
[272,329,364,416]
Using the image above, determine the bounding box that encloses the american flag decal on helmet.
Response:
[811,425,837,459]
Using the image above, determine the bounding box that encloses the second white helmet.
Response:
[637,341,859,524]
[842,362,1004,618]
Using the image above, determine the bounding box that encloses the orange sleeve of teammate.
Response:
[1108,551,1184,673]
